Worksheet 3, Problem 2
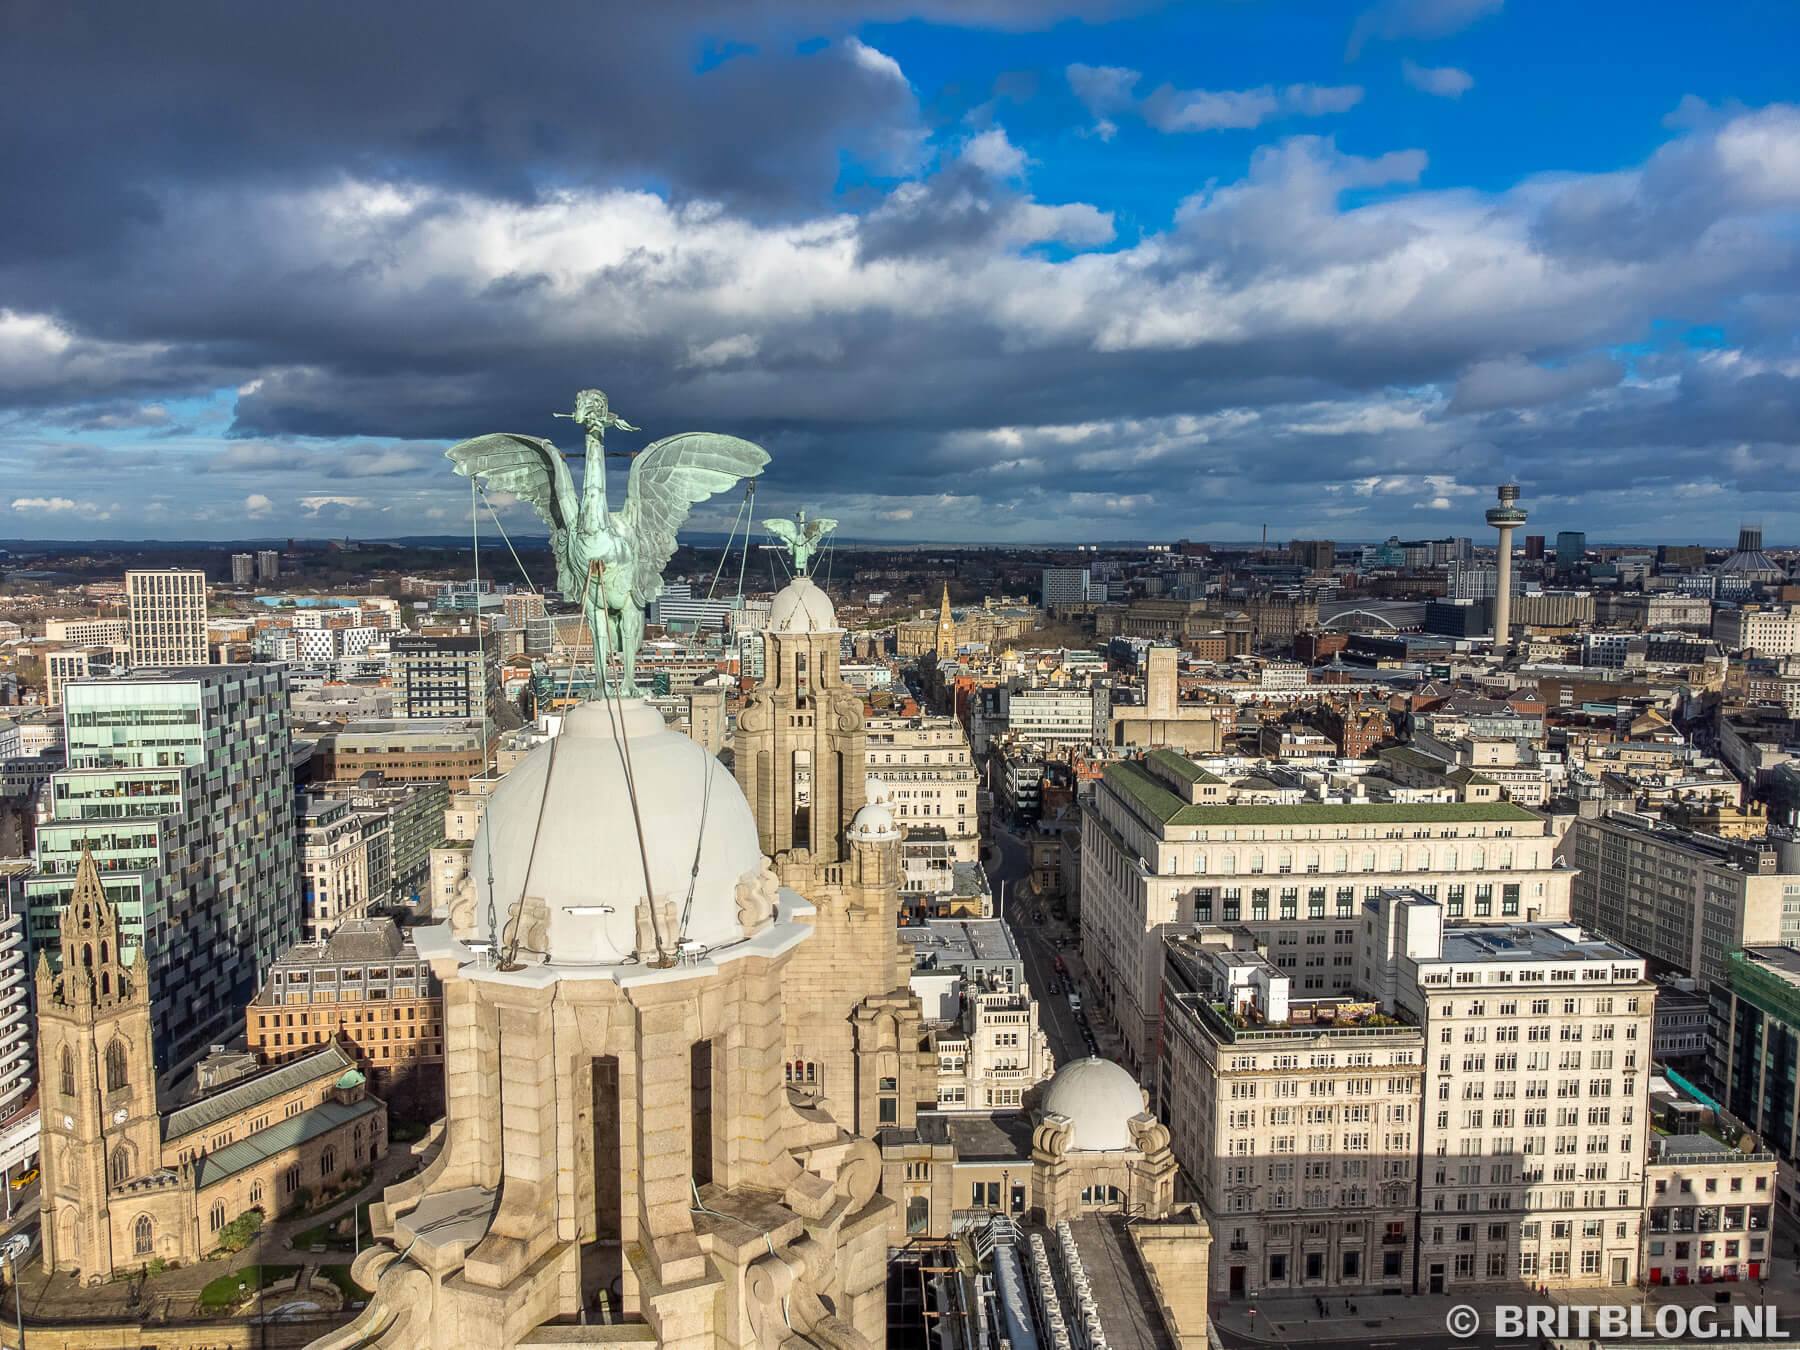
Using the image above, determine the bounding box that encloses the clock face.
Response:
[62,1115,72,1130]
[112,1107,128,1125]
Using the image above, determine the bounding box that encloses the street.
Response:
[986,820,1101,1068]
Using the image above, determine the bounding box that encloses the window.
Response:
[210,1201,226,1233]
[106,1039,129,1092]
[59,1046,74,1097]
[134,1215,153,1257]
[110,1145,131,1187]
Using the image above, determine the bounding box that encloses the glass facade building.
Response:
[25,666,300,1068]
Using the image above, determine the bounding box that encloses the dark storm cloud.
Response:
[3,2,1799,539]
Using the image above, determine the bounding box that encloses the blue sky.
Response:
[1,0,1796,544]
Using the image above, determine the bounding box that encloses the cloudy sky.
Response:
[3,0,1797,545]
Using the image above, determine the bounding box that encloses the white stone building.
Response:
[1366,891,1654,1291]
[125,568,208,667]
[1081,747,1572,1074]
[865,713,979,862]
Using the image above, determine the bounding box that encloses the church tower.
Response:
[934,584,956,661]
[38,846,170,1279]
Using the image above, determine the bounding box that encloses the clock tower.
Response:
[38,845,171,1279]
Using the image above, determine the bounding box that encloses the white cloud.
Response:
[10,496,78,512]
[299,495,376,514]
[1402,60,1475,99]
[961,127,1030,179]
[843,38,906,87]
[245,493,274,517]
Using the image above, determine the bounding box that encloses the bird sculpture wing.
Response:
[622,432,770,608]
[444,433,581,598]
[765,518,801,547]
[808,517,839,543]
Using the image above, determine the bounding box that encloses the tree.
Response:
[215,1209,264,1253]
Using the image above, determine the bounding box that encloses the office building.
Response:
[1040,566,1093,610]
[1080,747,1571,1073]
[305,720,491,792]
[1287,539,1336,573]
[300,794,373,940]
[45,618,128,648]
[25,665,301,1064]
[865,714,980,861]
[903,918,1054,1112]
[256,549,281,582]
[230,553,255,585]
[125,569,208,667]
[1004,684,1111,749]
[1643,1136,1776,1286]
[1567,813,1798,991]
[1712,947,1800,1209]
[45,651,94,707]
[247,918,444,1110]
[1525,536,1545,560]
[0,871,34,1188]
[390,633,501,722]
[649,580,736,633]
[1160,931,1426,1297]
[1714,606,1800,657]
[1368,894,1654,1292]
[1555,532,1587,564]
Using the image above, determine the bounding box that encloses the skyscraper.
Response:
[25,666,300,1066]
[125,569,208,667]
[256,549,281,581]
[1040,566,1092,609]
[230,553,255,585]
[1555,531,1587,565]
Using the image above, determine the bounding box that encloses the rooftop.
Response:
[1102,760,1541,828]
[900,917,1021,968]
[163,1044,354,1141]
[1436,922,1643,966]
[191,1096,380,1189]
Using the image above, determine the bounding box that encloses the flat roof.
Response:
[1437,923,1642,965]
[899,918,1021,967]
[1103,761,1541,828]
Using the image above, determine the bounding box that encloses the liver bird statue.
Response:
[446,389,769,696]
[765,508,838,577]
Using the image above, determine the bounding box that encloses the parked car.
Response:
[1068,992,1082,1013]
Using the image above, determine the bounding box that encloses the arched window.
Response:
[209,1201,226,1233]
[249,1181,263,1208]
[110,1145,131,1187]
[320,1148,336,1178]
[133,1215,153,1256]
[59,1046,74,1097]
[106,1039,128,1092]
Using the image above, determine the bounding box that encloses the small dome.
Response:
[768,577,839,633]
[1040,1057,1147,1152]
[849,777,899,840]
[470,700,765,964]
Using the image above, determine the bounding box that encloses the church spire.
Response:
[44,843,137,1011]
[935,584,956,661]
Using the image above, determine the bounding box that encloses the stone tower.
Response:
[736,577,927,1139]
[934,584,956,661]
[735,576,866,864]
[38,846,175,1279]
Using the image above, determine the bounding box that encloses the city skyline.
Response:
[4,1,1798,543]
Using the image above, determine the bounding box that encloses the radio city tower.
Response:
[1486,482,1528,650]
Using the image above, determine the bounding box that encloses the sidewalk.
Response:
[1214,1282,1800,1343]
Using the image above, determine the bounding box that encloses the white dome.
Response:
[768,577,839,633]
[1040,1057,1146,1152]
[848,776,899,840]
[470,700,765,965]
